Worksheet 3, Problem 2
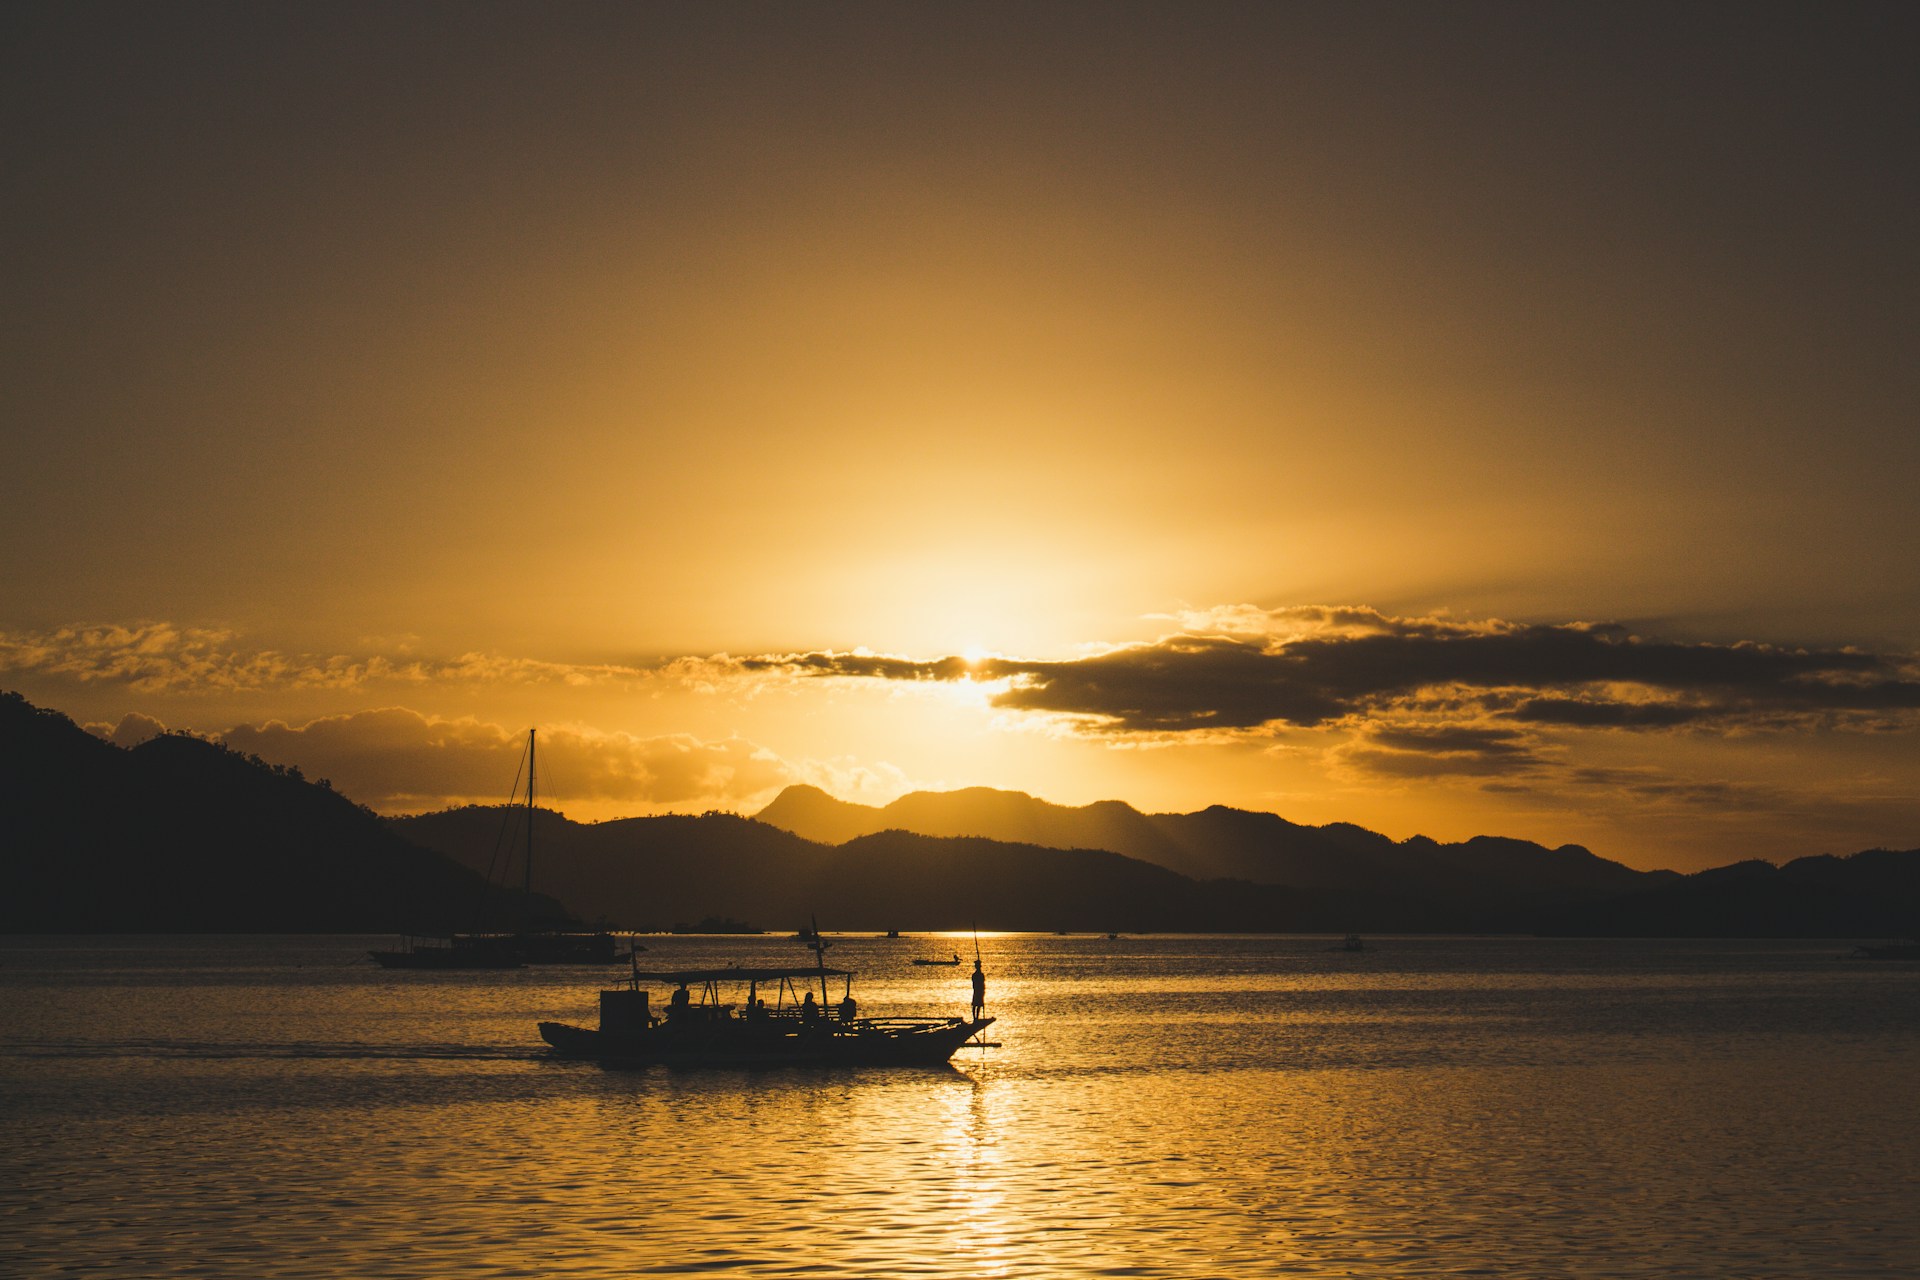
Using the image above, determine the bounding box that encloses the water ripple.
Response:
[2,935,1916,1278]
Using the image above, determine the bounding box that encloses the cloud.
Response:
[731,605,1920,738]
[1333,724,1547,781]
[1561,766,1790,813]
[0,623,658,695]
[2,624,295,692]
[90,711,169,747]
[1507,697,1710,728]
[736,651,978,683]
[219,708,802,814]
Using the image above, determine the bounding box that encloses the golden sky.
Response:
[5,4,1917,871]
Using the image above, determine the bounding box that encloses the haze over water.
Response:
[4,934,1914,1277]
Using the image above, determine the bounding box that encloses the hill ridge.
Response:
[8,691,1917,936]
[0,690,535,932]
[754,783,1660,903]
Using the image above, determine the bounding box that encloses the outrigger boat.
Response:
[538,935,993,1067]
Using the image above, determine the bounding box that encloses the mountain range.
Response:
[4,690,1916,936]
[0,690,561,933]
[756,784,1668,911]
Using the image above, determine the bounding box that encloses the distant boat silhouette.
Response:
[912,953,962,966]
[1329,933,1366,953]
[367,933,524,969]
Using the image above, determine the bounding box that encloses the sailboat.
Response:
[371,730,639,969]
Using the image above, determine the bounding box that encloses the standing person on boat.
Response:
[970,958,986,1021]
[801,991,819,1022]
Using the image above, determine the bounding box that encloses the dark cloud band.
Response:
[741,610,1920,736]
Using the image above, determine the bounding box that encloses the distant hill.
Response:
[393,806,832,932]
[0,690,558,933]
[10,688,1915,937]
[1534,850,1920,938]
[756,784,1668,916]
[752,784,1920,934]
[391,806,1429,932]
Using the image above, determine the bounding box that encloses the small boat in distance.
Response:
[1330,933,1366,953]
[368,933,525,969]
[911,953,962,966]
[538,934,993,1067]
[1848,940,1919,960]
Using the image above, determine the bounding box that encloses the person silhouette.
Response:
[970,959,986,1021]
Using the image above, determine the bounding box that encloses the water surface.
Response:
[3,934,1913,1277]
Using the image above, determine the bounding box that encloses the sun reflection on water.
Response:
[934,1076,1016,1278]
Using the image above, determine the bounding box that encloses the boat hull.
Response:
[369,945,524,970]
[370,931,637,969]
[538,1016,994,1067]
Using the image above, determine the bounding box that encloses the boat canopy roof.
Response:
[633,966,852,984]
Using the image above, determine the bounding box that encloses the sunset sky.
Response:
[5,3,1916,871]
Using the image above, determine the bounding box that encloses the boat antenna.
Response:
[808,913,832,1006]
[971,920,987,1043]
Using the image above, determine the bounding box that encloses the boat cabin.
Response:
[600,965,859,1034]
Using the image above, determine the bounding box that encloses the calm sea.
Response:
[2,933,1914,1278]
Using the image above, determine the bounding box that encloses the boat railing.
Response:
[675,1004,821,1024]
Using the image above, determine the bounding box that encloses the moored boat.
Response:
[1848,941,1920,960]
[371,730,639,970]
[369,933,526,969]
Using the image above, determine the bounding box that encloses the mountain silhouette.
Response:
[9,690,1915,936]
[391,806,1428,932]
[756,784,1665,913]
[0,691,561,932]
[393,806,829,931]
[1533,849,1920,937]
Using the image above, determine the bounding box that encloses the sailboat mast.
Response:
[523,728,535,935]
